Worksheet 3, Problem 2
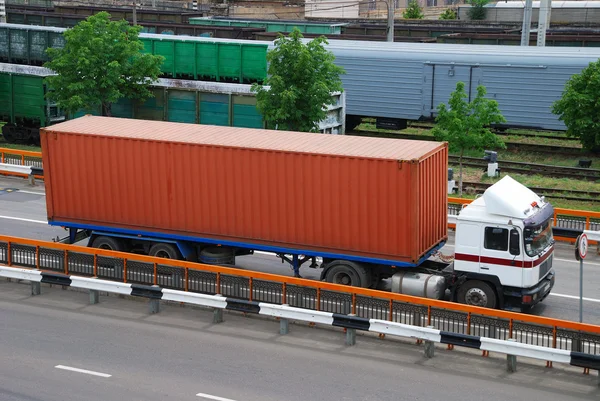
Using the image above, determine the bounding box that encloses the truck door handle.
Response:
[481,266,490,270]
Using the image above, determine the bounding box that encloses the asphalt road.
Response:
[0,280,598,401]
[1,175,599,324]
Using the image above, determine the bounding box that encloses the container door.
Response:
[421,64,477,118]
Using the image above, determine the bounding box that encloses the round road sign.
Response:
[579,233,589,259]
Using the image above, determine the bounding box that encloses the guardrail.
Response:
[0,148,43,180]
[1,234,599,371]
[1,146,597,244]
[2,264,598,378]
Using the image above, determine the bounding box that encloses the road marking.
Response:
[55,365,112,378]
[555,257,600,267]
[0,215,47,224]
[18,190,45,196]
[196,393,238,401]
[549,293,600,303]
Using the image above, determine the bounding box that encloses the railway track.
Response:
[449,156,600,181]
[348,129,586,156]
[460,181,600,203]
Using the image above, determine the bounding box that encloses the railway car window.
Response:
[484,227,508,251]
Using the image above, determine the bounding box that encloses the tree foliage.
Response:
[467,0,488,20]
[403,0,425,19]
[44,12,164,117]
[552,59,600,152]
[439,8,457,20]
[251,28,345,132]
[432,81,506,196]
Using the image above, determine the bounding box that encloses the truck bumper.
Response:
[502,270,555,311]
[520,270,556,307]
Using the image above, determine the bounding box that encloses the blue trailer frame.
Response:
[53,221,446,278]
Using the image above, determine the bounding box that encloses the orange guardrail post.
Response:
[185,268,189,292]
[93,254,98,277]
[216,272,221,295]
[153,262,157,285]
[249,277,253,302]
[35,246,40,269]
[123,259,127,283]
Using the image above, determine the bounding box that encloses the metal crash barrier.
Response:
[1,234,599,370]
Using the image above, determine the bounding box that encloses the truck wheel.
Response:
[199,247,235,265]
[91,236,125,252]
[149,243,182,260]
[457,280,497,309]
[324,261,371,288]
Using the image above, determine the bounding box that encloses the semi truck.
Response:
[40,115,555,311]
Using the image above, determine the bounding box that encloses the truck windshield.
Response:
[524,220,553,257]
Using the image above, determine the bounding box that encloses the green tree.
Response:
[439,8,457,20]
[403,0,424,19]
[552,59,600,152]
[432,82,506,196]
[251,28,345,132]
[467,0,489,20]
[44,12,164,117]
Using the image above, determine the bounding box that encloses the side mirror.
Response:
[509,228,520,256]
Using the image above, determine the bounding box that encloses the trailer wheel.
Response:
[457,280,497,309]
[200,247,235,265]
[324,261,371,288]
[149,243,182,260]
[91,236,125,252]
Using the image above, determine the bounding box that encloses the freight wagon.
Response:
[457,1,600,24]
[43,116,556,311]
[189,16,347,35]
[5,23,600,131]
[0,63,345,143]
[0,23,270,84]
[318,39,600,131]
[6,9,264,39]
[437,32,600,47]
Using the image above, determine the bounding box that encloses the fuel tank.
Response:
[391,272,447,300]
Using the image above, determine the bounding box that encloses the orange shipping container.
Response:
[40,116,448,266]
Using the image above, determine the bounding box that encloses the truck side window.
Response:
[484,227,508,251]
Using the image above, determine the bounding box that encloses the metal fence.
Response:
[1,235,600,358]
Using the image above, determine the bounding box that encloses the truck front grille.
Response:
[539,254,553,279]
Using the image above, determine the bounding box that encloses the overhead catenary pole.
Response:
[0,0,6,24]
[133,0,138,26]
[537,0,552,47]
[520,0,533,46]
[386,0,394,42]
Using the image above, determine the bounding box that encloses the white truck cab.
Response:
[453,176,555,311]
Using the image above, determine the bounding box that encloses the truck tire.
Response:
[200,247,235,265]
[149,243,182,260]
[457,280,497,309]
[91,236,125,252]
[324,261,371,288]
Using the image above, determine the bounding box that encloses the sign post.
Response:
[575,233,588,323]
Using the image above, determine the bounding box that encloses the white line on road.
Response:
[555,257,600,267]
[55,365,112,378]
[0,215,47,224]
[17,190,45,196]
[196,393,238,401]
[549,293,600,303]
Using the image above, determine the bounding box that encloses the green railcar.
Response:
[0,23,270,84]
[0,23,65,65]
[189,17,347,35]
[139,35,268,83]
[0,64,65,143]
[75,84,264,129]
